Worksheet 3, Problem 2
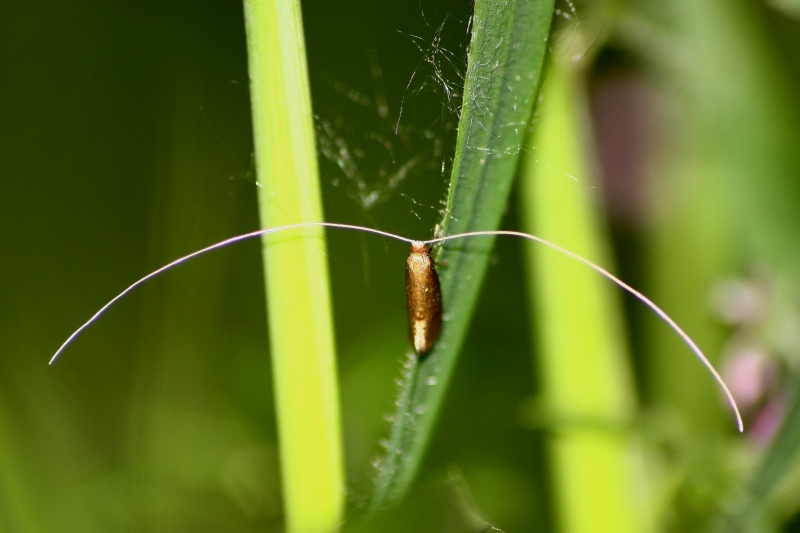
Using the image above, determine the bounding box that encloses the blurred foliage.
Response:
[3,0,800,531]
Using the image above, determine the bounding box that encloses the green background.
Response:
[3,0,800,531]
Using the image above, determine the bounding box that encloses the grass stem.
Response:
[243,1,344,531]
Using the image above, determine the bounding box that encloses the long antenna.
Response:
[49,222,414,365]
[427,230,744,433]
[49,223,743,433]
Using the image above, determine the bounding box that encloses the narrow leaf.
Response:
[244,1,344,531]
[371,0,555,510]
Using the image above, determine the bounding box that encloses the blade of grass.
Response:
[720,385,800,530]
[519,63,640,533]
[371,0,555,510]
[243,2,344,532]
[749,390,800,502]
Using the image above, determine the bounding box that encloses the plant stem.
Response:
[243,1,344,532]
[520,64,640,533]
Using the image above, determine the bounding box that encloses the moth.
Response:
[48,221,743,431]
[406,242,442,355]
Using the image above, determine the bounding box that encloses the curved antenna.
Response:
[49,222,413,365]
[51,222,743,433]
[426,230,744,433]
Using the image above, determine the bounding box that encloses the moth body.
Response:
[406,241,443,355]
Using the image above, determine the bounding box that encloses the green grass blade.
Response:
[370,0,555,510]
[750,391,800,502]
[519,63,639,533]
[243,1,344,532]
[728,388,800,530]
